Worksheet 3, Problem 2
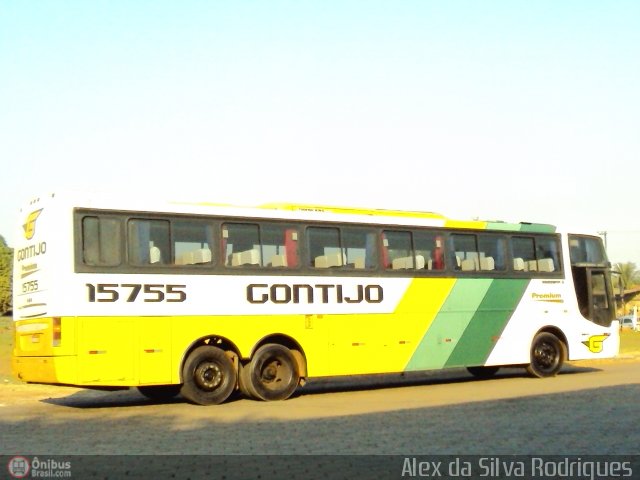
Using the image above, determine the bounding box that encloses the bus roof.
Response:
[24,191,558,233]
[259,203,446,220]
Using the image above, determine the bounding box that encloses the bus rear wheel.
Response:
[238,361,260,400]
[181,346,237,405]
[526,332,566,378]
[244,343,300,401]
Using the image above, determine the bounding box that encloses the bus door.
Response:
[572,266,615,327]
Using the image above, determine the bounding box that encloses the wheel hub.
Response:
[261,361,281,383]
[195,361,223,390]
[535,343,556,368]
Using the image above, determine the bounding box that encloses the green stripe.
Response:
[444,278,530,367]
[519,223,556,233]
[486,222,522,231]
[405,279,492,371]
[486,221,556,233]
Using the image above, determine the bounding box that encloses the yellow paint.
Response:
[22,208,43,240]
[444,219,488,230]
[78,317,135,384]
[394,278,456,315]
[12,355,77,384]
[13,317,76,357]
[261,203,445,220]
[320,278,456,376]
[138,317,173,384]
[12,278,460,386]
[582,334,610,353]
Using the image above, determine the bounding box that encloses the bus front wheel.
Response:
[244,343,300,401]
[181,346,237,405]
[526,332,566,378]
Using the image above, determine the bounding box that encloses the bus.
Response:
[12,192,620,405]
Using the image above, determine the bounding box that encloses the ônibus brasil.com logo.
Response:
[7,457,29,478]
[7,456,72,478]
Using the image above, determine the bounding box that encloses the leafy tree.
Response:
[0,235,12,315]
[615,262,640,289]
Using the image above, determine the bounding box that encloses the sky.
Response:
[1,1,639,265]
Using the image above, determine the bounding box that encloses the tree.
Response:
[614,262,640,289]
[0,235,12,315]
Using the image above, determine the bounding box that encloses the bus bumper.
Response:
[12,355,77,385]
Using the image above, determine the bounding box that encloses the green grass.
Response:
[0,317,638,385]
[0,315,14,383]
[620,329,640,354]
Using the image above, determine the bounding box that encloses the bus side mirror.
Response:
[611,271,624,295]
[619,276,624,298]
[610,270,624,311]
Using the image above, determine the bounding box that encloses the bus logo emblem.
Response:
[23,209,43,240]
[582,334,609,353]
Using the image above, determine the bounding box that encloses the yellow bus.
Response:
[12,192,619,405]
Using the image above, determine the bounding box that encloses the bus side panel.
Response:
[484,280,573,366]
[77,317,135,384]
[321,278,455,376]
[171,314,331,382]
[444,278,530,368]
[402,278,491,371]
[138,317,173,385]
[485,279,620,365]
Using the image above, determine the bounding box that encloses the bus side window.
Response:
[510,236,535,272]
[82,216,122,267]
[450,233,477,271]
[261,224,299,269]
[380,233,390,269]
[307,227,342,269]
[173,220,214,266]
[223,223,261,267]
[382,230,413,270]
[478,234,506,271]
[536,236,561,273]
[342,228,377,269]
[128,219,170,266]
[284,229,299,268]
[414,231,445,270]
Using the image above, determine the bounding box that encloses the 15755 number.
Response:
[86,283,187,303]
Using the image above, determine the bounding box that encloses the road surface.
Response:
[1,358,638,479]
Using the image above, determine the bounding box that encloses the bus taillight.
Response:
[52,317,62,347]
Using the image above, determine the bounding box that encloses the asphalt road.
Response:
[1,358,639,479]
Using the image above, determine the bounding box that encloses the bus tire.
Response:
[137,384,181,401]
[238,361,260,400]
[526,332,566,378]
[245,343,300,401]
[466,366,500,378]
[180,346,237,405]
